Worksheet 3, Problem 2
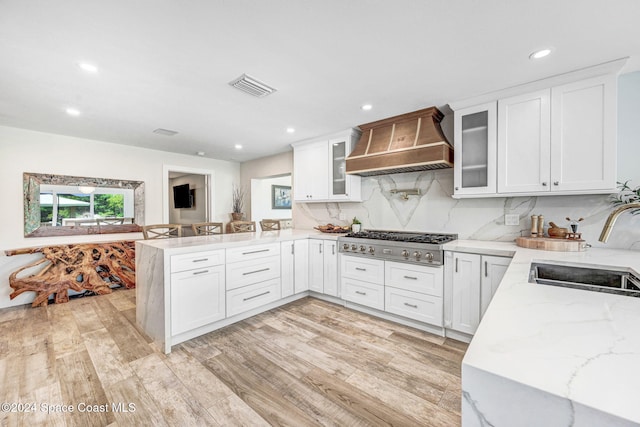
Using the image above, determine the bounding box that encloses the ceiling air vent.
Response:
[153,128,178,136]
[229,74,277,98]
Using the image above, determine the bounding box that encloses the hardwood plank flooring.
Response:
[0,289,467,426]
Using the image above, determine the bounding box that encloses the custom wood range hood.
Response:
[346,107,453,176]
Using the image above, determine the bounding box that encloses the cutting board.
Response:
[516,236,587,252]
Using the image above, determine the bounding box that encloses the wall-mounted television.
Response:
[173,184,193,209]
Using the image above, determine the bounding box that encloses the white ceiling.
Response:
[1,0,639,162]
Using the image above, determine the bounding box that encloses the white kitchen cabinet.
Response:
[497,74,616,195]
[446,252,481,335]
[279,240,309,296]
[341,255,385,310]
[453,102,497,196]
[293,140,328,201]
[385,287,442,326]
[226,279,281,318]
[292,129,362,202]
[550,75,617,192]
[309,239,324,292]
[281,241,295,297]
[225,255,280,291]
[342,277,385,311]
[444,251,511,336]
[497,89,551,194]
[294,239,309,294]
[308,239,339,296]
[226,243,280,264]
[323,240,339,297]
[385,261,443,297]
[225,244,282,318]
[480,255,511,316]
[384,261,444,326]
[170,250,226,336]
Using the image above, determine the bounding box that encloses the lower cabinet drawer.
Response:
[341,256,385,285]
[226,256,280,291]
[385,286,443,327]
[171,249,225,273]
[226,279,281,318]
[342,278,384,311]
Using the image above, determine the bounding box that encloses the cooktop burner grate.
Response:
[344,230,457,244]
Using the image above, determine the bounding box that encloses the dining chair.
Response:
[142,224,183,239]
[97,217,125,225]
[191,222,224,236]
[259,219,281,231]
[230,221,256,233]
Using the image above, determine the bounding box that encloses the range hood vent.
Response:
[346,107,453,176]
[229,73,277,98]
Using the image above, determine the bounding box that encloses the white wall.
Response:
[0,126,240,308]
[250,175,292,223]
[294,72,640,251]
[240,151,293,221]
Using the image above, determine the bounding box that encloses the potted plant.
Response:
[609,180,640,215]
[231,184,246,221]
[351,216,362,233]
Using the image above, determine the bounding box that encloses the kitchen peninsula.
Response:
[136,229,338,354]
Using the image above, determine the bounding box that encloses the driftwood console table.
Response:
[5,241,135,307]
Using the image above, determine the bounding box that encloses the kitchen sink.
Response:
[529,262,640,297]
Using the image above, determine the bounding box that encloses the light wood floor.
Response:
[0,289,467,426]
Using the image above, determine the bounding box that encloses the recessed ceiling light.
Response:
[361,104,373,111]
[77,62,98,73]
[196,151,205,156]
[65,108,81,116]
[286,127,295,133]
[529,48,553,60]
[235,144,243,150]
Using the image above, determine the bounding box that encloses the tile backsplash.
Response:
[293,170,639,250]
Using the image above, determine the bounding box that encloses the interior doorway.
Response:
[163,165,215,236]
[250,174,292,226]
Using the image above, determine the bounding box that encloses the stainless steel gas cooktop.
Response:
[338,230,457,266]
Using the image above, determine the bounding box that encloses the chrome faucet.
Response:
[599,203,640,242]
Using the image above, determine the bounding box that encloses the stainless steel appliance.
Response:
[338,230,457,266]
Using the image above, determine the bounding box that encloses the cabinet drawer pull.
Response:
[192,270,209,275]
[242,268,270,276]
[332,245,335,255]
[455,257,458,273]
[243,291,270,301]
[192,258,209,263]
[355,290,367,295]
[291,243,294,255]
[242,249,270,255]
[404,302,418,308]
[484,261,488,277]
[403,275,418,280]
[355,267,367,271]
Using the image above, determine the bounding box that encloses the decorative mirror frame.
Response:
[24,172,145,237]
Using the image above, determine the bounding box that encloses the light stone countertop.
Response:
[450,239,640,425]
[135,228,342,255]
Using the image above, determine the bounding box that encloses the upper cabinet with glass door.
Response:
[452,102,497,196]
[449,59,624,198]
[329,133,361,201]
[292,128,362,202]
